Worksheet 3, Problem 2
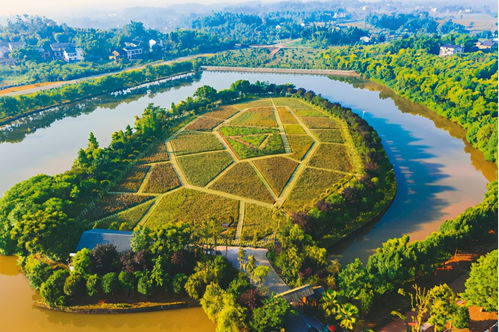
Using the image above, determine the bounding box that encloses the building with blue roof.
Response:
[75,229,133,252]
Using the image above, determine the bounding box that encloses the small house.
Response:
[439,44,463,57]
[63,47,84,62]
[476,40,497,50]
[276,284,324,306]
[123,43,143,60]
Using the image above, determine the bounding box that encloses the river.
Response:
[0,71,496,331]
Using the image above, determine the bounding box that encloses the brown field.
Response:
[234,99,273,109]
[207,106,239,119]
[94,200,155,231]
[142,163,181,193]
[294,108,325,117]
[184,116,223,131]
[253,156,299,195]
[209,162,275,203]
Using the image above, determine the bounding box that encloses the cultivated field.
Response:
[98,98,362,244]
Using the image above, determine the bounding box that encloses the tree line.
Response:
[0,59,196,123]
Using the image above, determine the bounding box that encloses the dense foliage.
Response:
[462,249,498,311]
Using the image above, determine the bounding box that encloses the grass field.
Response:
[288,135,314,160]
[178,151,234,186]
[311,129,344,143]
[209,162,274,203]
[113,165,150,192]
[229,108,278,127]
[239,135,267,147]
[185,116,223,131]
[170,131,224,155]
[142,163,181,193]
[142,188,239,227]
[276,106,298,124]
[284,167,346,212]
[253,156,299,195]
[301,116,340,129]
[207,106,239,119]
[308,143,353,172]
[241,204,276,241]
[94,199,156,230]
[272,97,308,109]
[138,143,169,164]
[87,194,155,221]
[284,124,306,135]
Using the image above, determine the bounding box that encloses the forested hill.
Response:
[322,42,498,162]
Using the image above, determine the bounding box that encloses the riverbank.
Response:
[35,299,199,314]
[201,65,360,77]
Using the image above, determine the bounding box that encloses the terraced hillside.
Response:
[91,98,364,244]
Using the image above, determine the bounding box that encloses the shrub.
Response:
[40,269,69,307]
[63,272,86,297]
[86,274,100,296]
[101,272,120,295]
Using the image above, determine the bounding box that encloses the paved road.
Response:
[215,246,327,331]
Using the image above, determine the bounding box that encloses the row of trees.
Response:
[0,59,195,122]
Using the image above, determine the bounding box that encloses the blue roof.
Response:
[76,229,133,252]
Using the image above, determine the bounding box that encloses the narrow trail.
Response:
[137,164,155,193]
[235,201,246,241]
[271,98,292,154]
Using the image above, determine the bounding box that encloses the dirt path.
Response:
[235,201,246,241]
[271,98,291,154]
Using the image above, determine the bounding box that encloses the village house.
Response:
[439,44,464,57]
[123,43,144,60]
[63,46,84,62]
[476,40,498,50]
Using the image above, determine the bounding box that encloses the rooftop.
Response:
[76,229,133,252]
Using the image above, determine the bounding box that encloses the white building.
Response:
[439,44,464,57]
[63,47,84,62]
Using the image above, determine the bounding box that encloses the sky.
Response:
[2,0,275,16]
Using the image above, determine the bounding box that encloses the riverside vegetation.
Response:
[0,80,396,330]
[204,34,498,163]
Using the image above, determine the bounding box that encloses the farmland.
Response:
[95,97,362,243]
[141,163,181,193]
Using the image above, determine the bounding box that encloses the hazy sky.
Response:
[3,0,278,16]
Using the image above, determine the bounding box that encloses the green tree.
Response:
[101,272,119,295]
[462,250,498,311]
[194,85,218,101]
[40,269,69,307]
[71,248,93,275]
[172,273,188,294]
[22,255,53,290]
[249,296,295,332]
[216,294,248,332]
[118,271,135,296]
[200,282,226,321]
[63,272,86,297]
[86,274,100,296]
[335,302,359,331]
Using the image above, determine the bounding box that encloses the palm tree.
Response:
[320,290,341,317]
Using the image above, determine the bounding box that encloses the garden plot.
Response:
[170,130,224,155]
[308,143,353,172]
[86,193,155,222]
[287,135,314,161]
[284,124,306,135]
[229,108,278,128]
[253,156,299,196]
[112,165,150,192]
[142,163,181,193]
[178,151,234,187]
[311,129,344,143]
[207,106,239,119]
[138,142,169,164]
[301,116,341,129]
[142,188,240,227]
[209,162,275,203]
[185,116,223,131]
[93,199,155,231]
[276,106,298,124]
[284,167,346,212]
[241,204,277,241]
